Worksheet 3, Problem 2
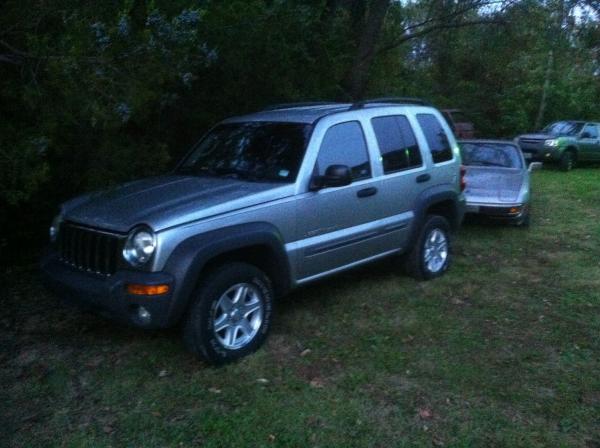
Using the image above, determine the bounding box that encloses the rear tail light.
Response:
[460,165,467,191]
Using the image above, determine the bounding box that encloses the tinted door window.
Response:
[582,124,599,139]
[371,116,423,174]
[316,121,371,180]
[416,114,453,163]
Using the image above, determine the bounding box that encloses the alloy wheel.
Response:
[423,228,448,273]
[212,283,264,350]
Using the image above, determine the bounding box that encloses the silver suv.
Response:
[42,99,466,364]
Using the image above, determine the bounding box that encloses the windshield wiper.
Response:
[178,165,266,182]
[212,166,261,181]
[176,166,218,177]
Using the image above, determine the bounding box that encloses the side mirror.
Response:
[580,132,591,139]
[528,162,542,172]
[310,164,352,191]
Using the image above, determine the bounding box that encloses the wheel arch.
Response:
[564,145,578,160]
[413,187,463,233]
[425,199,459,230]
[404,186,463,256]
[163,222,291,326]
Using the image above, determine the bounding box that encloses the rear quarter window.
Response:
[416,114,454,164]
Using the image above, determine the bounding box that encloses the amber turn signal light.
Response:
[509,206,522,215]
[126,284,170,296]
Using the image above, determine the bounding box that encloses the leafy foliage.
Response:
[0,0,598,259]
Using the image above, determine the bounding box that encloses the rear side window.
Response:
[316,121,371,180]
[371,115,423,174]
[417,114,453,164]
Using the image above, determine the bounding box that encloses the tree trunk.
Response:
[342,0,391,100]
[320,0,341,27]
[534,50,554,130]
[534,0,565,129]
[129,0,148,31]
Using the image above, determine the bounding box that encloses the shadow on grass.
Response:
[2,255,406,367]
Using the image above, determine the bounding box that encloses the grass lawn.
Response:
[2,167,600,447]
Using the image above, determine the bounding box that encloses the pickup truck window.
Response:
[316,121,371,180]
[582,124,599,139]
[177,122,312,182]
[371,115,423,174]
[417,114,453,163]
[460,142,523,169]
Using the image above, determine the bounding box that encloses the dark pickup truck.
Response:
[517,121,600,171]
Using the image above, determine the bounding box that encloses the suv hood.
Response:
[62,175,293,233]
[464,167,525,203]
[519,133,551,140]
[519,133,574,140]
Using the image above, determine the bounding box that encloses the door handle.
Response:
[416,173,431,183]
[356,187,378,198]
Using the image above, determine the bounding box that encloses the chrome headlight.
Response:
[123,227,156,266]
[544,139,559,147]
[49,214,62,243]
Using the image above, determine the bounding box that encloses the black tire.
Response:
[559,151,575,171]
[405,215,452,280]
[183,262,274,365]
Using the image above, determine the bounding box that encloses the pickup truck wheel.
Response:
[559,151,574,171]
[183,263,273,365]
[405,215,452,280]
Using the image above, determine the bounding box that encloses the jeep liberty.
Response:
[42,99,466,364]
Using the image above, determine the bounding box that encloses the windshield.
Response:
[177,122,313,182]
[542,121,584,136]
[460,142,523,169]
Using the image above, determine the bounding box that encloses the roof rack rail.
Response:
[263,101,340,111]
[349,97,432,110]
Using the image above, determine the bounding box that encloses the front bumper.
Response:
[41,251,176,329]
[522,147,559,162]
[465,202,528,222]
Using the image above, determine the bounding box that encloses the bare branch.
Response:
[0,54,23,65]
[376,0,511,55]
[380,18,506,54]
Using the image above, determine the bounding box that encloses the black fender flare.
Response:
[409,186,463,243]
[162,222,291,326]
[563,146,578,160]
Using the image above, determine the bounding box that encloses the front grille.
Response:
[519,138,544,150]
[58,222,123,276]
[520,138,543,144]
